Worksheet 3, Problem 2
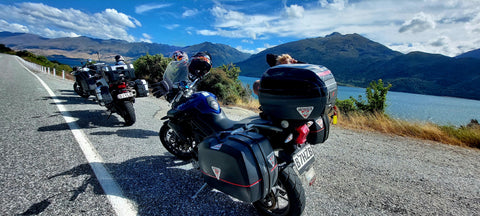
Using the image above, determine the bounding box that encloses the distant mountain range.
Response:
[1,31,480,100]
[0,31,250,67]
[237,33,480,100]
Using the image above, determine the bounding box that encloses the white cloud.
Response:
[135,3,171,14]
[140,33,152,43]
[183,9,198,17]
[199,0,480,56]
[285,4,304,19]
[165,24,180,30]
[319,0,349,10]
[399,12,436,33]
[0,19,29,33]
[0,3,141,42]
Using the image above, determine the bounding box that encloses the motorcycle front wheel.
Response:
[159,123,195,160]
[253,164,306,216]
[118,100,136,126]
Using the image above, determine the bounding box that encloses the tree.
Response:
[197,64,250,104]
[350,79,392,113]
[133,54,171,82]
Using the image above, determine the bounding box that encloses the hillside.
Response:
[236,33,480,100]
[0,32,250,67]
[456,48,480,59]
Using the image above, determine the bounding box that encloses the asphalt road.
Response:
[1,53,479,215]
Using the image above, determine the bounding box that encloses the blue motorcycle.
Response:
[157,54,337,216]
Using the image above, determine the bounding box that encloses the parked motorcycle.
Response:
[72,61,105,98]
[156,53,337,216]
[72,61,149,126]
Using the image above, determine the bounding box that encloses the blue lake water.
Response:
[239,76,480,126]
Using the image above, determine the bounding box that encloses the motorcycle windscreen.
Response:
[163,60,189,85]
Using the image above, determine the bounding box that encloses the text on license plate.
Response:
[293,144,315,174]
[117,92,134,99]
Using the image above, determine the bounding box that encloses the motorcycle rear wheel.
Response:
[253,164,306,216]
[73,82,89,98]
[159,123,195,160]
[119,100,136,126]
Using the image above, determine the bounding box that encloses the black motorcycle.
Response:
[72,62,148,126]
[157,59,337,215]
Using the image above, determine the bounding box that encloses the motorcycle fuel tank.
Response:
[176,91,221,114]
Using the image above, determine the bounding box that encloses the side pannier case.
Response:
[134,79,149,97]
[307,113,330,144]
[258,64,337,121]
[198,131,278,203]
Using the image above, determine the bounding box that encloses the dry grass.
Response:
[338,111,480,149]
[228,98,480,149]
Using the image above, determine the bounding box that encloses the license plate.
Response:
[117,92,134,99]
[293,144,315,175]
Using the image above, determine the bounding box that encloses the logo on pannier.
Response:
[212,166,221,180]
[267,152,275,168]
[297,106,314,119]
[211,143,222,150]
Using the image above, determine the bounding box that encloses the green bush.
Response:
[198,64,250,104]
[337,79,392,115]
[350,79,392,113]
[133,54,170,82]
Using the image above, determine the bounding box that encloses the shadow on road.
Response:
[89,129,158,139]
[41,95,98,105]
[21,155,258,215]
[37,110,125,132]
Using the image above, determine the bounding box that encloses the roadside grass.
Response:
[337,111,480,149]
[226,98,480,150]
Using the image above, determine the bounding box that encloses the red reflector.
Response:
[295,124,310,144]
[118,82,127,89]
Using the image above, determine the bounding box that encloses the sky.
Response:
[0,0,479,57]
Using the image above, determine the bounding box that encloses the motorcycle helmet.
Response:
[115,55,125,62]
[188,51,212,79]
[172,50,188,61]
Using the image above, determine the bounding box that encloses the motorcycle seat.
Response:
[212,113,268,131]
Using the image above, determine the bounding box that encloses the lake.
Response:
[239,76,480,126]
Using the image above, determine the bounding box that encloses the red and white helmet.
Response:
[172,50,188,61]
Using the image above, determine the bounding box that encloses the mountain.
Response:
[0,32,250,67]
[236,33,480,100]
[236,33,403,84]
[182,42,250,67]
[456,48,480,59]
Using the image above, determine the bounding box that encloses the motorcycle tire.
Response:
[73,82,89,98]
[119,100,136,126]
[159,123,195,160]
[253,164,306,216]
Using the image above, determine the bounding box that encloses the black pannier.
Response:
[134,79,149,97]
[307,113,330,145]
[76,71,97,91]
[258,64,337,121]
[103,64,136,83]
[198,131,278,203]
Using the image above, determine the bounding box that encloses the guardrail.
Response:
[16,56,68,80]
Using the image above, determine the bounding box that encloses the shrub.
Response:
[197,64,250,104]
[133,54,170,82]
[349,79,392,114]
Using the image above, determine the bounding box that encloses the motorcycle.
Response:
[72,61,149,126]
[157,59,338,215]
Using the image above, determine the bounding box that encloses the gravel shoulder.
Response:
[223,102,480,215]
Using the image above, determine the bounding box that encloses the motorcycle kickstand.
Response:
[107,111,113,120]
[191,183,208,199]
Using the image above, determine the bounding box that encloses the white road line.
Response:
[16,57,138,216]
